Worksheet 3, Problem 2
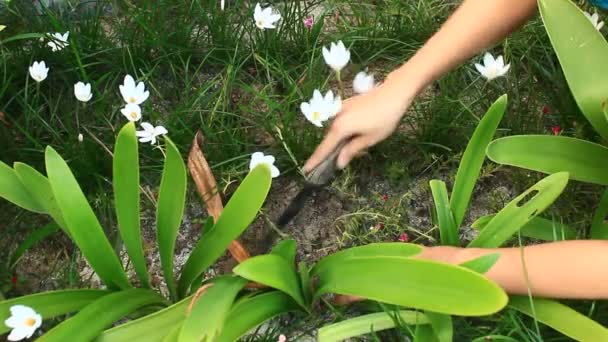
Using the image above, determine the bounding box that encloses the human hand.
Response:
[303,77,415,172]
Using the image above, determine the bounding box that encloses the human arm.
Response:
[304,0,538,172]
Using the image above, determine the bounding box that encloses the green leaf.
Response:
[315,257,508,316]
[509,296,608,341]
[97,297,191,342]
[233,254,306,309]
[114,123,149,287]
[430,180,458,246]
[0,290,109,335]
[178,165,272,297]
[0,160,45,213]
[162,325,181,342]
[471,336,519,342]
[157,138,187,300]
[39,289,165,342]
[538,0,608,140]
[415,325,440,342]
[487,136,608,185]
[311,243,423,276]
[178,276,248,342]
[9,222,60,268]
[1,32,45,44]
[425,312,452,342]
[271,239,297,265]
[468,172,569,248]
[299,262,313,306]
[13,163,67,232]
[318,311,429,342]
[451,94,507,228]
[590,189,608,239]
[216,291,300,342]
[45,146,131,289]
[472,215,576,241]
[460,253,500,274]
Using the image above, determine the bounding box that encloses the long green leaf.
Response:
[460,253,500,274]
[157,138,187,300]
[0,160,45,213]
[430,180,458,246]
[315,257,508,316]
[311,243,423,276]
[472,214,576,241]
[299,262,313,306]
[487,136,608,185]
[468,172,569,248]
[178,276,248,342]
[590,189,608,239]
[233,255,306,309]
[415,325,440,342]
[451,94,507,228]
[9,222,60,268]
[538,0,608,140]
[113,123,149,287]
[425,312,452,342]
[39,289,165,342]
[13,163,67,232]
[0,290,109,335]
[216,291,301,342]
[178,165,272,297]
[271,239,297,265]
[318,311,429,342]
[45,146,130,289]
[509,296,608,341]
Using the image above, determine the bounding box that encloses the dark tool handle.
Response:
[305,140,348,186]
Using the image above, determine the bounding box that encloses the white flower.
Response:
[254,3,281,30]
[0,25,6,32]
[584,11,604,31]
[300,89,342,127]
[474,52,510,81]
[78,133,84,142]
[29,61,49,83]
[353,71,375,94]
[4,305,42,341]
[47,31,69,52]
[249,152,280,178]
[74,82,93,102]
[120,103,142,122]
[119,75,150,105]
[136,122,168,145]
[322,40,350,72]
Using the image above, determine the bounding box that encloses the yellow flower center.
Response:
[311,111,321,121]
[130,112,138,119]
[129,97,137,103]
[24,318,36,327]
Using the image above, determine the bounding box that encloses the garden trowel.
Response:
[276,140,347,227]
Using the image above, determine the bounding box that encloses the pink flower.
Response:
[278,335,287,342]
[303,16,314,29]
[11,276,17,284]
[542,106,550,114]
[382,194,389,201]
[551,126,561,135]
[398,233,409,242]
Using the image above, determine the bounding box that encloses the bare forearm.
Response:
[420,241,608,299]
[387,0,537,95]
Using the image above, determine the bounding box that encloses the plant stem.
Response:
[336,70,345,99]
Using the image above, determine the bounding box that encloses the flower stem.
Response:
[336,70,345,99]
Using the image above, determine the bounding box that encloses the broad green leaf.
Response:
[471,336,518,342]
[468,172,569,248]
[157,138,187,300]
[415,325,440,342]
[14,163,67,232]
[162,325,181,342]
[460,253,500,274]
[318,311,429,342]
[216,291,300,342]
[451,94,507,228]
[178,276,248,342]
[0,290,109,335]
[590,188,608,239]
[233,255,306,309]
[39,289,165,342]
[315,257,508,316]
[538,0,608,140]
[472,214,576,241]
[487,136,608,185]
[113,123,149,287]
[45,146,130,289]
[271,239,297,265]
[311,243,423,276]
[299,262,313,306]
[425,312,452,342]
[9,222,60,268]
[430,180,458,246]
[178,165,272,297]
[0,160,45,213]
[509,296,608,341]
[97,297,191,342]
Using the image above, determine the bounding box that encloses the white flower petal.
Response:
[483,52,494,67]
[270,165,280,178]
[7,327,31,341]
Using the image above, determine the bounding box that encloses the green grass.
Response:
[1,0,606,340]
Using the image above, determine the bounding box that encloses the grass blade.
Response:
[472,215,576,241]
[156,137,187,300]
[9,222,60,268]
[0,160,45,213]
[113,123,149,288]
[590,188,608,239]
[45,146,131,289]
[430,180,458,246]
